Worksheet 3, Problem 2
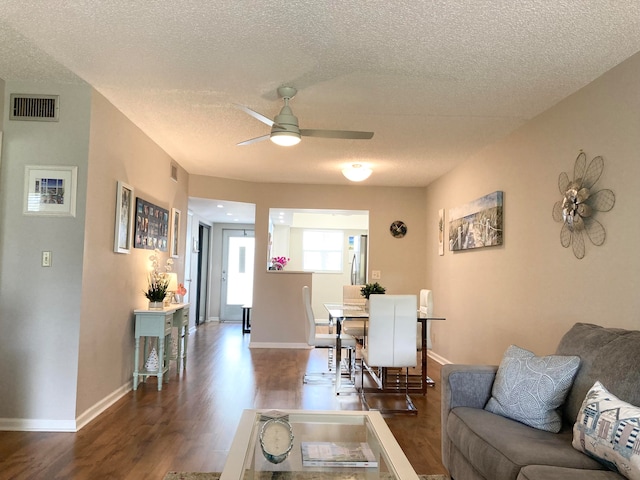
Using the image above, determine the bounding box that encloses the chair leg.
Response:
[303,346,335,384]
[359,364,417,414]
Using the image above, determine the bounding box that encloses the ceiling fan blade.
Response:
[300,129,374,140]
[237,134,271,146]
[234,104,274,127]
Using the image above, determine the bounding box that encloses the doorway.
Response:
[220,228,255,321]
[196,223,211,325]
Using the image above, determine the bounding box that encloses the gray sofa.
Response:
[441,322,640,480]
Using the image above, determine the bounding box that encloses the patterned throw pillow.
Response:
[573,381,640,480]
[485,344,580,433]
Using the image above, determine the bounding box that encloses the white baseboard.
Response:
[0,382,131,432]
[206,316,220,323]
[0,417,77,432]
[249,342,312,349]
[75,382,131,431]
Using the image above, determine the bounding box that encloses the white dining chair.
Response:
[360,294,418,412]
[302,286,356,383]
[341,284,366,338]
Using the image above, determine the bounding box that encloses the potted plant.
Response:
[145,274,169,309]
[360,282,386,299]
[144,249,173,309]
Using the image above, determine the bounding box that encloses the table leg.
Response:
[335,315,342,393]
[420,318,427,395]
[176,326,183,370]
[164,333,171,383]
[183,326,188,369]
[157,335,164,391]
[133,336,140,390]
[242,307,251,334]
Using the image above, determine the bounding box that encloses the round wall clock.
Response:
[390,220,407,238]
[259,417,294,464]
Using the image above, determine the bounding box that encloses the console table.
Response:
[133,303,190,391]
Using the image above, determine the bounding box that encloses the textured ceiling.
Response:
[1,1,640,187]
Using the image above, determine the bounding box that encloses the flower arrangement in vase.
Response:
[270,256,290,270]
[144,249,174,309]
[175,283,187,303]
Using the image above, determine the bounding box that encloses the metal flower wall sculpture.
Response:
[552,151,615,259]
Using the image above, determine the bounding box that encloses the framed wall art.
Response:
[23,165,78,217]
[134,197,169,251]
[170,207,181,258]
[449,191,503,251]
[438,208,445,256]
[114,181,134,254]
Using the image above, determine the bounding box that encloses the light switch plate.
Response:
[42,251,52,267]
[371,270,381,279]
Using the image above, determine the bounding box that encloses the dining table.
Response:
[323,302,445,395]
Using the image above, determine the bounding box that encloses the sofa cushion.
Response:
[448,407,604,480]
[556,323,640,426]
[485,344,580,432]
[517,465,623,480]
[573,381,640,480]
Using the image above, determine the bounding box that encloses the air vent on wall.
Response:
[10,94,59,122]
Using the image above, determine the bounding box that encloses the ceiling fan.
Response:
[235,86,374,146]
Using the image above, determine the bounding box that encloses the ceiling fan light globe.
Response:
[270,132,301,146]
[342,164,372,182]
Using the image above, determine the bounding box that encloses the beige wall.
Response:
[76,90,189,417]
[189,177,428,344]
[424,51,640,365]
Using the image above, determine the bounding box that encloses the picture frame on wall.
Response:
[23,165,78,217]
[449,191,503,251]
[438,208,445,256]
[114,181,134,254]
[170,207,181,258]
[134,197,169,251]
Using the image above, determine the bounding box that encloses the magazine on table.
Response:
[300,441,378,467]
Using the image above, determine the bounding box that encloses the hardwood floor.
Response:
[0,322,447,479]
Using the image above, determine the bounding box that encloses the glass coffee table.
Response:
[221,409,419,480]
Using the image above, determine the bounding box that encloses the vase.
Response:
[148,301,164,310]
[145,347,159,372]
[364,299,370,311]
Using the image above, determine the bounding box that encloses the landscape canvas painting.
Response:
[449,191,503,251]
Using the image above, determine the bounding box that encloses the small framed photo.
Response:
[114,181,134,254]
[438,208,445,256]
[23,165,78,217]
[170,207,181,258]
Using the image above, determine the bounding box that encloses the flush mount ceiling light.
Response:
[342,164,372,182]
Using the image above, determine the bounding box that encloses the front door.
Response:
[220,229,255,321]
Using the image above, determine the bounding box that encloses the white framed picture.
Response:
[23,165,78,217]
[114,181,134,254]
[170,207,181,258]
